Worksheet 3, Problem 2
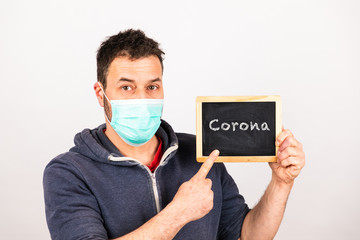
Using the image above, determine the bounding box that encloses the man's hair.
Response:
[96,29,165,89]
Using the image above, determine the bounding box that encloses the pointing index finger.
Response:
[194,150,219,179]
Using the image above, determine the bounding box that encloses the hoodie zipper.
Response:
[150,172,160,213]
[108,144,178,214]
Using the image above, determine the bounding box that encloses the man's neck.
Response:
[104,122,159,166]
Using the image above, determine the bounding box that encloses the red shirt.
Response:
[103,129,162,172]
[147,137,163,172]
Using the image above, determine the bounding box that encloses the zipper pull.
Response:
[151,173,156,184]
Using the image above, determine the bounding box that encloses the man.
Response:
[43,29,305,240]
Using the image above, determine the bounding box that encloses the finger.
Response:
[279,156,305,169]
[279,136,299,152]
[276,129,293,147]
[205,178,213,188]
[194,150,219,180]
[277,147,301,161]
[279,158,303,180]
[278,149,305,166]
[298,141,303,150]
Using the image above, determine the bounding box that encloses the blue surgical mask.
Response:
[99,85,163,147]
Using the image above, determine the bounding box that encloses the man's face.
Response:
[105,55,164,100]
[96,55,164,120]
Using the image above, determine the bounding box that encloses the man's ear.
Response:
[94,82,104,107]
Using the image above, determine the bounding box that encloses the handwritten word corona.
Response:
[209,119,270,132]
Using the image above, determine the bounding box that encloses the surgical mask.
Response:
[99,85,163,147]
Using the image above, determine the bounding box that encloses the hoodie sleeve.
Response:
[43,156,108,240]
[217,164,250,240]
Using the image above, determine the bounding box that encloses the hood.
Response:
[69,119,178,167]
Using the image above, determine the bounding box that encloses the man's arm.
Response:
[113,150,219,240]
[240,128,305,240]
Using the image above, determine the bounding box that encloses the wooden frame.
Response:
[196,96,282,162]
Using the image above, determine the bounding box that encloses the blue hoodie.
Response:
[43,120,250,240]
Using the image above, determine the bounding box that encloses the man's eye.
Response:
[122,86,132,91]
[148,85,158,90]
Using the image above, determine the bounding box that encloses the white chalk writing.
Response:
[209,119,270,132]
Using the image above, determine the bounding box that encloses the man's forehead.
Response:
[107,56,163,84]
[111,56,161,68]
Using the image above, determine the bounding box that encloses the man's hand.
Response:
[114,150,219,240]
[270,127,305,184]
[170,149,219,223]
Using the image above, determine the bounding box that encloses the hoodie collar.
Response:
[70,120,178,166]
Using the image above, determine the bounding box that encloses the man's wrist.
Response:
[158,202,189,230]
[271,172,294,187]
[269,174,294,198]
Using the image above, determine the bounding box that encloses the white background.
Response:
[0,0,359,239]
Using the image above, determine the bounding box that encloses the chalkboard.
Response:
[196,96,282,162]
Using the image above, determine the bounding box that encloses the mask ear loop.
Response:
[98,82,112,124]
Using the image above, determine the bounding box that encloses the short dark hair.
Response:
[96,29,165,89]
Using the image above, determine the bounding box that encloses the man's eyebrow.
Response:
[118,78,135,83]
[150,78,162,83]
[117,78,162,83]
